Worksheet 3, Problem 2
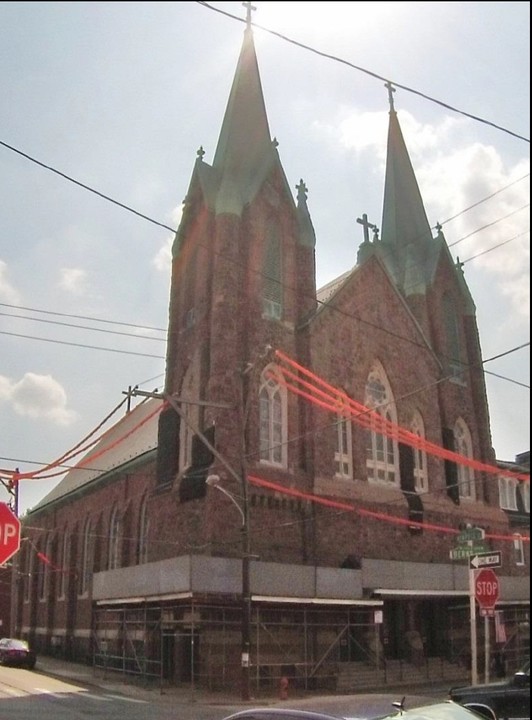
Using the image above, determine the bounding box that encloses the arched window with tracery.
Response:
[259,365,287,467]
[108,506,122,570]
[454,418,475,500]
[411,411,428,492]
[365,364,398,485]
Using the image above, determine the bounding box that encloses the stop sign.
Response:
[0,502,21,565]
[475,568,500,609]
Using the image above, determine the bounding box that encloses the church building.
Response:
[13,11,529,696]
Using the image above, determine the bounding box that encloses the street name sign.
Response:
[450,545,487,561]
[0,502,21,565]
[469,551,502,569]
[457,526,485,544]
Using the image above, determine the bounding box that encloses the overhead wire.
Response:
[0,301,167,332]
[1,133,527,386]
[1,5,528,503]
[195,1,529,143]
[0,310,167,342]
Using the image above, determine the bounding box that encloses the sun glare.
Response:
[254,1,402,41]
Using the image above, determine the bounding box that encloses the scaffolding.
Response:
[92,599,381,692]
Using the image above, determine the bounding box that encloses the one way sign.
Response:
[470,551,502,570]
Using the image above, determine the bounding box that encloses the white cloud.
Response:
[58,267,88,295]
[0,259,22,304]
[153,236,172,273]
[152,204,183,273]
[336,109,530,322]
[0,372,77,426]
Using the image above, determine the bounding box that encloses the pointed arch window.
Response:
[183,247,198,328]
[80,520,94,595]
[37,538,48,601]
[454,419,475,500]
[38,535,53,601]
[259,365,287,467]
[334,395,353,479]
[137,495,149,565]
[24,546,33,603]
[108,506,122,570]
[365,365,398,485]
[58,531,69,599]
[262,222,282,320]
[411,412,428,492]
[179,361,200,472]
[443,292,465,383]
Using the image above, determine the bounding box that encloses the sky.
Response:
[0,1,529,517]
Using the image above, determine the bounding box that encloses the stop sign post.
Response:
[0,502,21,565]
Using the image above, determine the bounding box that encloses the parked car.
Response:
[0,638,37,670]
[221,700,488,720]
[449,658,530,720]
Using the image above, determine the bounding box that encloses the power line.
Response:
[448,204,529,248]
[0,302,167,332]
[0,330,165,359]
[195,1,530,143]
[0,311,167,342]
[439,173,530,226]
[1,134,527,379]
[0,140,176,233]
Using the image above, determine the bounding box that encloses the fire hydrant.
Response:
[279,675,289,700]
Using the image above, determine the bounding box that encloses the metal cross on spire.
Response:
[357,213,377,244]
[385,81,396,112]
[242,1,257,28]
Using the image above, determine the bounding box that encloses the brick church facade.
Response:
[12,17,529,694]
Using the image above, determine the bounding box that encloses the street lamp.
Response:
[206,474,252,701]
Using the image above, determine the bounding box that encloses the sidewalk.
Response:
[36,655,275,707]
[36,655,452,710]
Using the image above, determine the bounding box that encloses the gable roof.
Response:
[310,255,440,366]
[28,397,163,515]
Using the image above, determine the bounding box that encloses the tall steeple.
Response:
[379,82,434,293]
[213,3,278,216]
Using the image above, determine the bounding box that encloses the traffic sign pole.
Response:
[469,566,478,685]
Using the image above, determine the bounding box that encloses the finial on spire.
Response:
[385,81,396,112]
[357,213,377,244]
[197,146,205,161]
[296,179,308,201]
[242,1,256,29]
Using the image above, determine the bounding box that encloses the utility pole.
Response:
[238,365,252,702]
[133,372,255,701]
[2,469,20,637]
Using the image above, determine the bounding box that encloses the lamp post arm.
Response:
[210,483,246,527]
